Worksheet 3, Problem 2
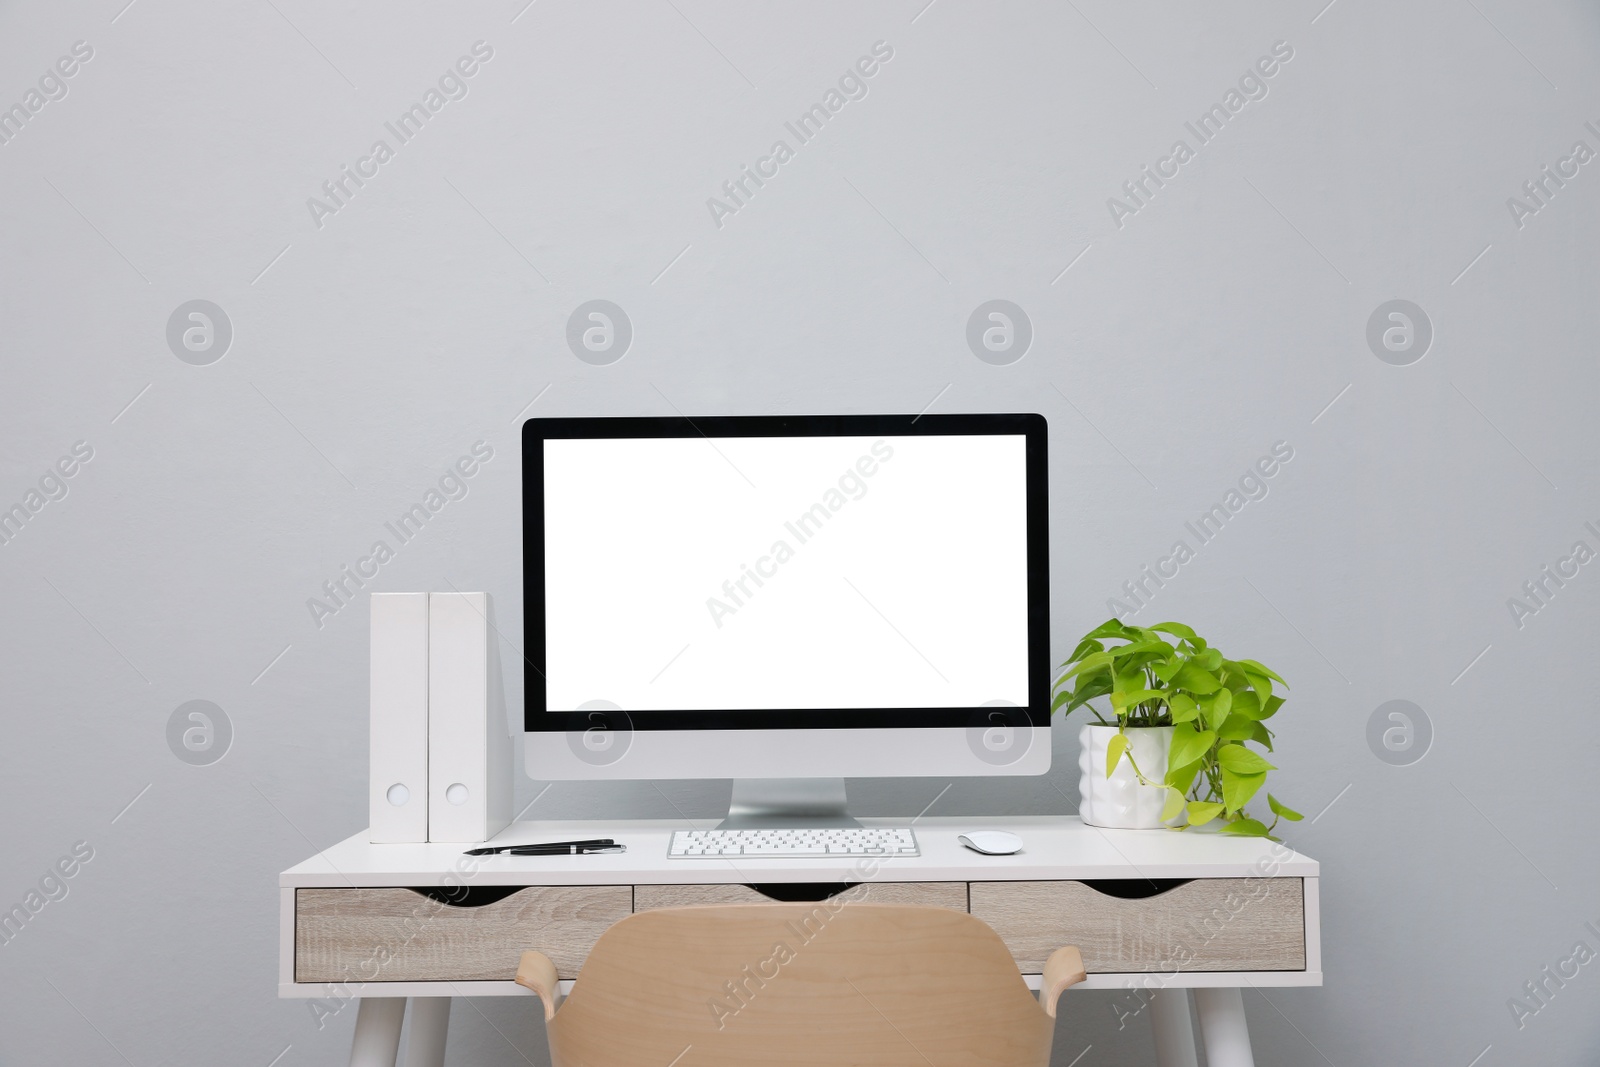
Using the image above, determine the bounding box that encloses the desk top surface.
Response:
[281,816,1318,887]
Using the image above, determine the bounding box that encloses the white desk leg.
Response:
[403,998,451,1067]
[1194,988,1255,1067]
[349,998,405,1067]
[1150,989,1200,1067]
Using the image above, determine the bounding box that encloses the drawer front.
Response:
[969,878,1305,973]
[294,886,631,983]
[634,882,968,912]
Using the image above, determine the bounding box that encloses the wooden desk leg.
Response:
[348,998,405,1067]
[403,998,451,1067]
[1194,988,1255,1067]
[1149,989,1200,1067]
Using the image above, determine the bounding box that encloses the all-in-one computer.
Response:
[522,413,1049,856]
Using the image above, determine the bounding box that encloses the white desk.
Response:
[280,816,1320,1067]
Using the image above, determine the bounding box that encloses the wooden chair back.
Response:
[520,902,1074,1067]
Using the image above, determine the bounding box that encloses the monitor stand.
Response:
[718,778,861,829]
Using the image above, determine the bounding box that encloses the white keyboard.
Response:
[668,827,919,859]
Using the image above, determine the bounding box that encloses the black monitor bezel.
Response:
[522,413,1049,732]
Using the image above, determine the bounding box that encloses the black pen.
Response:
[509,843,626,856]
[464,839,615,856]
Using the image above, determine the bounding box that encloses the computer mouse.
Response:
[958,830,1023,855]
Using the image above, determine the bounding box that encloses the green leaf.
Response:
[1105,732,1129,777]
[1229,690,1262,720]
[1250,722,1274,750]
[1151,656,1185,684]
[1164,759,1201,794]
[1215,744,1276,775]
[1259,695,1286,719]
[1243,671,1272,703]
[1185,801,1224,826]
[1085,619,1137,641]
[1064,696,1103,716]
[1219,817,1270,837]
[1174,662,1221,694]
[1117,651,1169,678]
[1167,693,1200,724]
[1109,640,1167,660]
[1168,724,1216,770]
[1058,651,1113,682]
[1268,794,1303,822]
[1073,669,1110,693]
[1149,622,1198,643]
[1196,648,1223,671]
[1220,768,1266,812]
[1161,787,1186,822]
[1111,669,1160,722]
[1064,673,1112,713]
[1216,714,1256,741]
[1203,688,1233,731]
[1065,637,1105,663]
[1238,659,1287,686]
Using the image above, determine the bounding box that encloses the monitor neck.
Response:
[718,778,860,829]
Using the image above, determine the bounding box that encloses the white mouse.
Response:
[958,830,1023,855]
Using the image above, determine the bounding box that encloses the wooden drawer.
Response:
[635,882,968,911]
[969,878,1305,973]
[294,886,631,982]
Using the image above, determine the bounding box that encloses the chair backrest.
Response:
[545,903,1056,1067]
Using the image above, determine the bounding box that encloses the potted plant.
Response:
[1054,618,1302,837]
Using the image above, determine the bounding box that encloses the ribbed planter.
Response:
[1078,723,1176,829]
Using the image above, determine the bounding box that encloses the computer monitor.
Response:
[522,413,1050,820]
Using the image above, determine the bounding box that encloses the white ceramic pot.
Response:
[1078,723,1176,829]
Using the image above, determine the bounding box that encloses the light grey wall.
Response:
[2,0,1598,1063]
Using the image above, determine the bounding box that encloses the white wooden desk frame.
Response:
[280,816,1321,1067]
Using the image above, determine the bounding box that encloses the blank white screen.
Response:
[542,434,1029,711]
